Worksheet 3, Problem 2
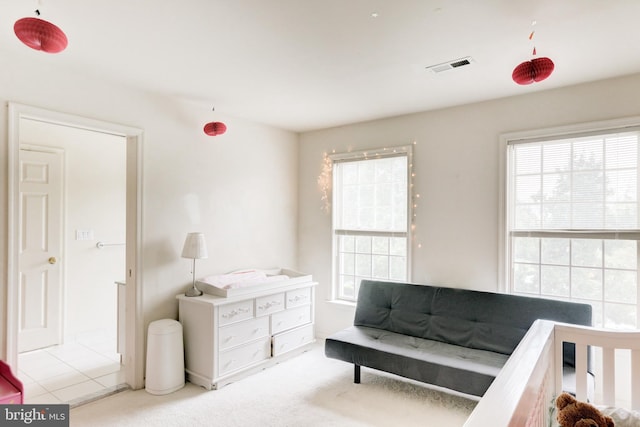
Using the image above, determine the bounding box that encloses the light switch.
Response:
[76,229,94,241]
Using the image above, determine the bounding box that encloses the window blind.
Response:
[511,131,639,231]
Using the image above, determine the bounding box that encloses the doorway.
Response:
[18,120,127,355]
[6,103,144,392]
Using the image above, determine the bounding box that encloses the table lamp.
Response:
[182,232,208,297]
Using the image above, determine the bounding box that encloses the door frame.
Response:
[6,103,145,389]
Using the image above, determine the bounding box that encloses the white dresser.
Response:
[177,277,316,390]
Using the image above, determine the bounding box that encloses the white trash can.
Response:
[145,319,185,395]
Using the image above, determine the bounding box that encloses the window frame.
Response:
[500,117,640,328]
[330,145,413,303]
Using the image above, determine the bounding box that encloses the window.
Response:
[331,146,411,302]
[504,124,640,329]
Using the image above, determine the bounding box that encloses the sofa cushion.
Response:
[354,280,593,363]
[325,325,509,397]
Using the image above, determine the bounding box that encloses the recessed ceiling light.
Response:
[371,12,379,18]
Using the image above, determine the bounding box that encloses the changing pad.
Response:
[196,268,312,297]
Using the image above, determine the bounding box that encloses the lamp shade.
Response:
[512,57,555,85]
[203,122,227,136]
[181,232,208,259]
[14,17,68,53]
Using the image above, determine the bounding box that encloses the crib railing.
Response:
[465,320,640,427]
[554,322,640,410]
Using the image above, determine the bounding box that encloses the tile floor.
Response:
[17,330,127,406]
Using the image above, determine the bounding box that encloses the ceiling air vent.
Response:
[426,56,475,74]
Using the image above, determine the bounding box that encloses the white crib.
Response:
[464,319,640,427]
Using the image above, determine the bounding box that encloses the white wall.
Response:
[4,44,640,372]
[0,48,299,360]
[298,73,640,338]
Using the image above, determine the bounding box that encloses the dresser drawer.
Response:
[218,338,271,376]
[255,293,285,317]
[286,287,312,308]
[272,324,314,357]
[271,305,311,334]
[219,317,270,351]
[219,300,254,326]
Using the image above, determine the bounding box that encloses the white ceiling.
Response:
[2,0,640,132]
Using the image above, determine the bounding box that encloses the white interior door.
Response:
[18,147,64,353]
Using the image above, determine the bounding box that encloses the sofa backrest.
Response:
[354,280,592,360]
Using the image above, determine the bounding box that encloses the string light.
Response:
[408,142,422,251]
[318,151,333,213]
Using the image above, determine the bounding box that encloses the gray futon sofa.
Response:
[325,280,593,397]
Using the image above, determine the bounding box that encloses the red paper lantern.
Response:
[14,17,68,53]
[512,57,554,85]
[203,122,227,136]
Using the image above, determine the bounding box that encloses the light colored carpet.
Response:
[70,342,477,426]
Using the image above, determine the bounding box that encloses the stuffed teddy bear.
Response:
[556,392,615,427]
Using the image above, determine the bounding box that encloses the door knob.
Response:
[48,257,57,265]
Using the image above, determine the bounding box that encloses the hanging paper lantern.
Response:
[512,57,554,85]
[203,122,227,136]
[14,17,68,54]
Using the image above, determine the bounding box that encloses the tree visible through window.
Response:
[331,147,411,302]
[506,128,640,329]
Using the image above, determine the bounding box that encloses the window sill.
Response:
[326,299,357,309]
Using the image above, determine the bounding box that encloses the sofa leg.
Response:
[354,364,361,383]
